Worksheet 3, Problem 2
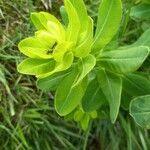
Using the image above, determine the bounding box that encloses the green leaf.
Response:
[130,4,150,20]
[69,0,88,32]
[60,6,69,26]
[65,0,80,45]
[97,46,149,74]
[92,0,122,52]
[74,17,93,57]
[132,27,150,48]
[97,69,122,123]
[37,70,70,91]
[122,73,150,96]
[17,58,55,76]
[82,77,107,112]
[18,33,55,59]
[55,68,87,116]
[130,95,150,129]
[74,54,96,86]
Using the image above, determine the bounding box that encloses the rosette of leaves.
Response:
[17,0,150,130]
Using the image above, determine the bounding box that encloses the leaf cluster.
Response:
[17,0,150,130]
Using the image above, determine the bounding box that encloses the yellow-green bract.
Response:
[18,0,94,79]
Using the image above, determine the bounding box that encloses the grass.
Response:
[0,0,150,150]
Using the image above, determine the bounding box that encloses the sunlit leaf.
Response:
[17,58,55,76]
[65,0,80,45]
[74,17,93,57]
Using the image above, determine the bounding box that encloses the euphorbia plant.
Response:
[17,0,150,130]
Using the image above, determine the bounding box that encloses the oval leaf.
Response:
[17,58,55,76]
[97,69,122,123]
[74,54,96,86]
[130,95,150,129]
[37,70,70,91]
[122,73,150,96]
[92,0,122,52]
[82,77,107,112]
[132,27,150,48]
[18,35,54,59]
[98,46,149,74]
[55,69,87,116]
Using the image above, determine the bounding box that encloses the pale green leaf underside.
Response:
[92,0,122,52]
[97,69,122,123]
[130,95,150,129]
[98,46,149,74]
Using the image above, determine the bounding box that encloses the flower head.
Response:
[18,0,93,78]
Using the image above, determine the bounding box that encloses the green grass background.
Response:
[0,0,150,150]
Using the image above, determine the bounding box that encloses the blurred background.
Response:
[0,0,150,150]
